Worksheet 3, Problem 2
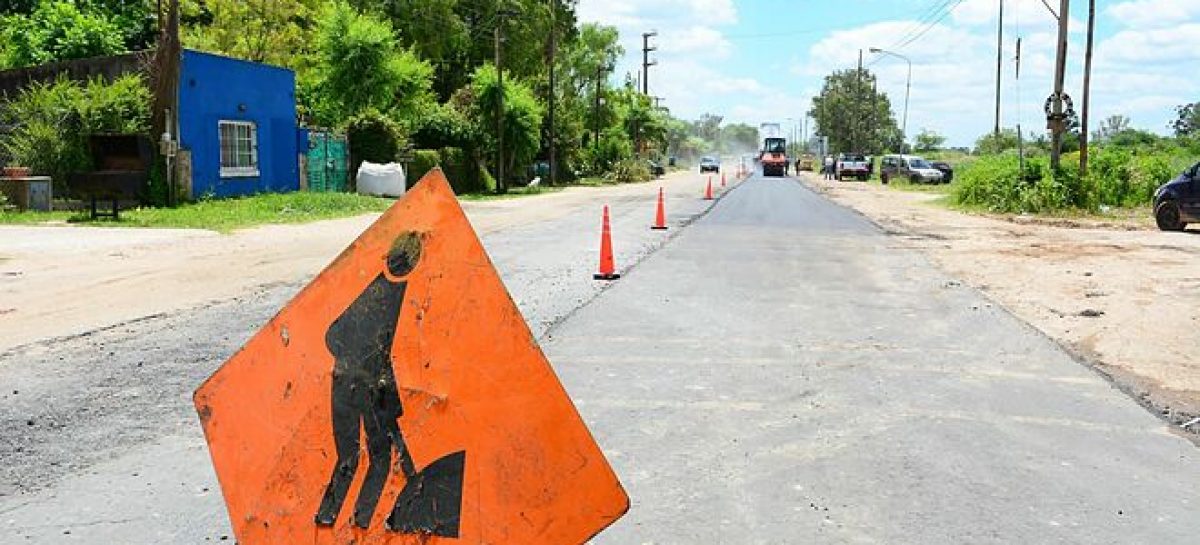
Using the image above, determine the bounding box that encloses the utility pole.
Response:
[547,0,557,186]
[802,115,809,152]
[494,24,505,192]
[855,49,862,153]
[151,0,180,206]
[1049,0,1070,170]
[994,0,1004,138]
[593,64,609,151]
[1080,0,1095,177]
[493,8,517,193]
[642,31,657,95]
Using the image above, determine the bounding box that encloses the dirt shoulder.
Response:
[0,170,712,352]
[797,172,1200,432]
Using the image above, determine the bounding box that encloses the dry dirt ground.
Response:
[0,170,717,352]
[799,172,1200,435]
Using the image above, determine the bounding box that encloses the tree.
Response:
[182,0,320,69]
[465,63,544,188]
[553,23,622,178]
[307,1,434,126]
[975,128,1020,155]
[691,113,723,145]
[0,1,125,68]
[721,123,758,154]
[914,129,945,153]
[809,68,901,154]
[1172,102,1200,137]
[1094,114,1130,142]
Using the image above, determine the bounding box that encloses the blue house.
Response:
[177,50,299,198]
[0,49,302,200]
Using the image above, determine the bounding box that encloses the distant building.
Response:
[0,49,300,200]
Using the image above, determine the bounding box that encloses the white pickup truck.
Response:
[835,153,870,181]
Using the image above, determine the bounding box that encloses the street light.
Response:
[869,47,911,152]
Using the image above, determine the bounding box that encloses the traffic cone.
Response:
[651,187,668,230]
[704,177,714,200]
[593,205,620,280]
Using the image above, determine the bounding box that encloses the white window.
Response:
[218,121,259,177]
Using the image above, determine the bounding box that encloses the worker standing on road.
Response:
[823,155,835,180]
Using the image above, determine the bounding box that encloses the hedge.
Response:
[406,147,491,194]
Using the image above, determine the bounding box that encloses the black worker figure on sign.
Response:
[314,231,466,537]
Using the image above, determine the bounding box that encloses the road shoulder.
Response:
[794,172,1200,438]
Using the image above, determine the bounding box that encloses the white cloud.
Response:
[659,26,733,59]
[1107,0,1200,29]
[1098,23,1200,64]
[705,77,765,95]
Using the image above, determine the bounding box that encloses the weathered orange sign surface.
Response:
[194,170,628,544]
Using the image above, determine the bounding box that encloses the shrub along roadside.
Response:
[952,148,1191,214]
[0,74,151,194]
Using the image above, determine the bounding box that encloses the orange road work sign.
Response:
[194,169,628,544]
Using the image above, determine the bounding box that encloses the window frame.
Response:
[218,120,260,178]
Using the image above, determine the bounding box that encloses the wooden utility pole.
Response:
[151,0,181,205]
[1080,0,1096,177]
[594,66,604,151]
[642,31,657,95]
[1049,0,1070,170]
[854,49,862,153]
[994,0,1004,138]
[547,0,557,186]
[494,23,506,193]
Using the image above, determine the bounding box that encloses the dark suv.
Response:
[1154,161,1200,231]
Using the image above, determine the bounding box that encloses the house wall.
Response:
[178,50,298,198]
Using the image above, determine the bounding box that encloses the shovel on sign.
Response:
[386,447,467,537]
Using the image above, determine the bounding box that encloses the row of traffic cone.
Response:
[595,174,729,280]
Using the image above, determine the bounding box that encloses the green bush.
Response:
[346,109,403,176]
[408,149,440,187]
[402,148,491,194]
[438,146,488,194]
[0,74,150,193]
[954,146,1188,213]
[605,158,652,184]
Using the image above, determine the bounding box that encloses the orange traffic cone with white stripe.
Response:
[594,205,620,280]
[652,187,668,230]
[704,177,714,200]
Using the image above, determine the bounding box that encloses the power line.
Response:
[892,0,966,51]
[886,0,957,52]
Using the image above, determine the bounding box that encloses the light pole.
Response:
[869,47,911,152]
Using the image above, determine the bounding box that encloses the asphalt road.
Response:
[3,173,1198,543]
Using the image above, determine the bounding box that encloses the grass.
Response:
[0,191,395,232]
[875,176,955,195]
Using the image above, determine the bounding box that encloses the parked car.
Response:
[930,161,954,183]
[647,159,666,177]
[879,154,945,184]
[699,156,720,173]
[835,153,870,181]
[1153,161,1200,231]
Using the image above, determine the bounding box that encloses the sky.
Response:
[574,0,1200,147]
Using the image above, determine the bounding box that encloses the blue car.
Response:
[1154,161,1200,231]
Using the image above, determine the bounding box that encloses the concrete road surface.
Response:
[3,174,1197,543]
[551,176,1198,543]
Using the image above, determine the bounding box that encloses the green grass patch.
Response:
[0,191,395,232]
[877,177,955,195]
